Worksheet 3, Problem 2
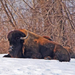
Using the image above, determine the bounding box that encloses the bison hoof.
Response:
[3,54,11,57]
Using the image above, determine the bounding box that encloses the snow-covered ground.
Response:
[0,54,75,75]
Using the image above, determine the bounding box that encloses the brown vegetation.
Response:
[0,0,75,54]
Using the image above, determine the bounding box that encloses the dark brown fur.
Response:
[34,38,70,62]
[4,29,70,62]
[43,36,75,59]
[64,46,75,58]
[4,30,26,58]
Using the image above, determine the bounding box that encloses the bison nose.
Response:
[8,45,13,51]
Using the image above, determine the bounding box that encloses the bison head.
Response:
[7,30,28,58]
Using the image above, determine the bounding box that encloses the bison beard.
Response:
[4,29,70,62]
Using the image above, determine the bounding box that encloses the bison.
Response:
[4,29,70,62]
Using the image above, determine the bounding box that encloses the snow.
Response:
[0,54,75,75]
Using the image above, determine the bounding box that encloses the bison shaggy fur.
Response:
[43,35,75,59]
[4,29,70,62]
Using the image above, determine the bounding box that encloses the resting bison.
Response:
[4,29,70,62]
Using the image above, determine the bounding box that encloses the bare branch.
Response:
[22,0,33,9]
[0,0,16,28]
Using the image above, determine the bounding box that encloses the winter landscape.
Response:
[0,0,75,75]
[0,54,75,75]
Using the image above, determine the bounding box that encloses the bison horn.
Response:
[20,31,29,40]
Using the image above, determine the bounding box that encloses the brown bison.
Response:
[4,29,70,62]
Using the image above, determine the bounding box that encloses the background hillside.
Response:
[0,0,75,53]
